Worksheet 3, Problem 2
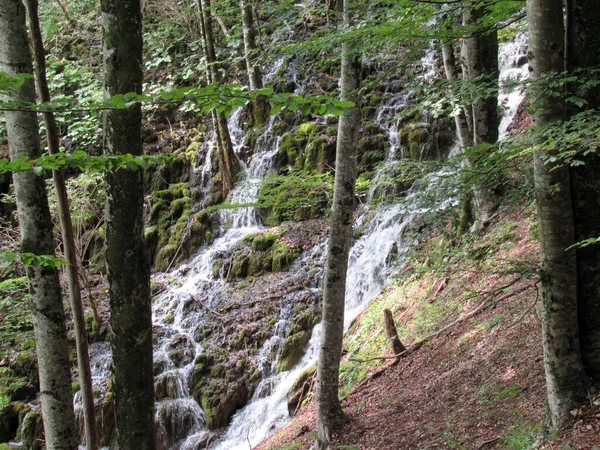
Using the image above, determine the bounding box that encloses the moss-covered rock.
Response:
[277,331,310,373]
[18,409,43,449]
[271,241,302,272]
[398,117,454,161]
[0,403,18,443]
[189,352,260,430]
[276,123,335,174]
[10,352,38,387]
[287,363,317,416]
[146,181,219,271]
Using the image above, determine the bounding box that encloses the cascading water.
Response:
[77,34,528,450]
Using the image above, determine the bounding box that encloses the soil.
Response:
[257,210,600,450]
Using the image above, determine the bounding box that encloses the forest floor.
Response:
[257,208,600,450]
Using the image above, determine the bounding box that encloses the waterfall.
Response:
[76,34,528,450]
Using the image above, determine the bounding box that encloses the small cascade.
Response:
[499,33,529,137]
[77,34,530,450]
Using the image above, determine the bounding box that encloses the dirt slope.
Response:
[258,209,600,450]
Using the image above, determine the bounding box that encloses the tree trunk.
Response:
[0,1,77,448]
[314,1,361,448]
[462,2,501,223]
[566,0,600,381]
[198,0,239,195]
[527,0,588,429]
[100,1,156,448]
[24,1,98,447]
[240,0,269,126]
[384,309,406,360]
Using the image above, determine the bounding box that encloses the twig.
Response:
[477,437,500,448]
[189,294,223,317]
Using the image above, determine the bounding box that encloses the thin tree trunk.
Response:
[199,0,239,195]
[383,309,406,360]
[462,2,501,223]
[566,0,600,380]
[0,1,77,448]
[314,1,361,447]
[240,0,269,126]
[24,2,98,447]
[527,0,588,429]
[100,0,155,448]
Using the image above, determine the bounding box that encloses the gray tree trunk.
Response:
[198,0,239,195]
[100,0,156,448]
[314,1,361,448]
[462,2,501,223]
[0,1,77,448]
[24,1,98,447]
[566,0,600,381]
[240,0,269,126]
[527,0,588,429]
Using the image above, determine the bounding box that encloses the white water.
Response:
[76,35,528,450]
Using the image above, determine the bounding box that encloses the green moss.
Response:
[277,331,309,372]
[11,352,37,385]
[276,123,332,173]
[272,121,291,136]
[272,241,301,272]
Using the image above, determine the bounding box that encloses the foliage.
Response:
[0,276,33,358]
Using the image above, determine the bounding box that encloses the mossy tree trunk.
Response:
[566,0,600,380]
[240,0,269,126]
[198,0,239,196]
[24,1,98,447]
[0,1,77,448]
[100,0,156,448]
[314,0,361,448]
[527,0,588,429]
[462,1,501,223]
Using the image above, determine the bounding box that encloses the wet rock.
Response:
[287,363,317,416]
[168,334,196,367]
[0,403,18,443]
[277,331,309,373]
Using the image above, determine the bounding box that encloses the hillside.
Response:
[258,209,600,450]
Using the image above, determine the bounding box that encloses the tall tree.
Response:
[461,0,501,224]
[566,0,600,380]
[240,0,269,126]
[314,0,361,447]
[198,0,239,195]
[527,0,588,429]
[24,1,98,447]
[0,0,78,448]
[100,0,156,448]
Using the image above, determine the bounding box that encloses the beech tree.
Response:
[566,0,600,380]
[198,0,239,195]
[0,0,78,447]
[527,0,587,429]
[314,0,361,447]
[100,0,156,448]
[24,1,98,447]
[240,0,269,126]
[461,0,501,224]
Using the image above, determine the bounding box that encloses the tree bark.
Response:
[100,0,156,448]
[462,1,501,223]
[0,1,77,448]
[24,1,98,447]
[566,0,600,381]
[314,1,361,448]
[527,0,588,429]
[240,0,269,126]
[198,0,239,195]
